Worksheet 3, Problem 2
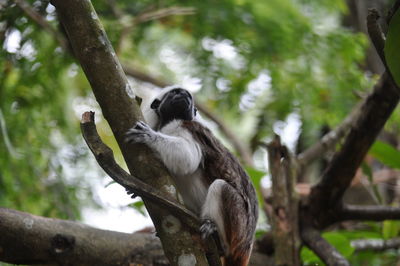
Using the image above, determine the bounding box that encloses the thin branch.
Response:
[123,64,169,88]
[80,111,199,229]
[366,9,386,66]
[134,6,196,24]
[14,0,69,51]
[297,102,361,167]
[301,226,350,266]
[0,207,166,265]
[351,238,400,252]
[338,204,400,222]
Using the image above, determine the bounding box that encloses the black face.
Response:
[151,88,197,127]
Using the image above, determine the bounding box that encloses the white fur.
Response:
[149,120,203,176]
[201,179,227,246]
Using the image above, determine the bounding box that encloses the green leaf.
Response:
[322,232,355,258]
[301,246,323,265]
[129,200,147,216]
[369,141,400,170]
[385,8,400,86]
[382,220,400,240]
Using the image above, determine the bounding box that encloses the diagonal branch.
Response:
[337,204,400,222]
[366,9,386,66]
[308,73,399,227]
[297,102,361,167]
[301,226,350,266]
[80,111,199,229]
[14,0,69,51]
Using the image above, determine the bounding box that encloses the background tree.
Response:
[1,0,400,265]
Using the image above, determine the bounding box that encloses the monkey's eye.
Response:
[151,99,161,109]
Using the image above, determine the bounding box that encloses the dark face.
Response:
[151,88,197,127]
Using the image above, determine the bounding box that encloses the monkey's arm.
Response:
[126,121,202,176]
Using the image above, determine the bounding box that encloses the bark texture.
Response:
[50,0,215,265]
[0,208,166,266]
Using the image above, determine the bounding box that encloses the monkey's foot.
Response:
[200,219,217,240]
[200,219,226,255]
[125,187,138,199]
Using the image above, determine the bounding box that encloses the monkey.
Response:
[125,86,258,266]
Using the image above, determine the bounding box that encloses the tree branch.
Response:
[0,207,272,265]
[338,204,400,221]
[308,73,399,227]
[50,1,217,264]
[14,0,69,51]
[366,9,386,66]
[0,207,167,265]
[80,111,199,229]
[297,102,361,167]
[351,238,400,252]
[266,136,300,265]
[134,6,196,24]
[301,226,350,266]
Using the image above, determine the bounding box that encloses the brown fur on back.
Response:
[182,121,258,266]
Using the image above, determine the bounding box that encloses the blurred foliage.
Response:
[1,0,400,264]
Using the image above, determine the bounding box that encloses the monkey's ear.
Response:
[194,107,198,116]
[151,99,161,109]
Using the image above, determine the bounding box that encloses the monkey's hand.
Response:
[125,121,157,144]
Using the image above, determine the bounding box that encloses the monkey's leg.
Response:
[200,179,228,255]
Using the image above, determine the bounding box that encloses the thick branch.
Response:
[80,111,199,229]
[301,226,350,266]
[338,205,400,221]
[0,208,166,265]
[50,1,215,265]
[351,238,400,252]
[266,136,300,266]
[0,207,271,266]
[308,73,399,227]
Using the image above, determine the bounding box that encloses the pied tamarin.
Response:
[125,86,258,266]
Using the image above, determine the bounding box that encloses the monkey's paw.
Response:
[125,187,138,199]
[125,121,156,144]
[200,219,218,240]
